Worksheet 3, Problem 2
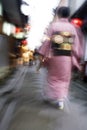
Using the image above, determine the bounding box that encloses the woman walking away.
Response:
[37,6,84,110]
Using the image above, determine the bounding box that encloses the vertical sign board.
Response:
[0,34,9,69]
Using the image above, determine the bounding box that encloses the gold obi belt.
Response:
[51,31,74,56]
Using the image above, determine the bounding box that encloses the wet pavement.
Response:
[0,65,87,130]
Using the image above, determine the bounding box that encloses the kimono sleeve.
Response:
[71,26,85,70]
[72,27,84,60]
[37,24,54,57]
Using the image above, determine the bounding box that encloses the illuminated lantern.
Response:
[20,3,30,16]
[15,27,22,33]
[71,18,83,27]
[2,22,15,36]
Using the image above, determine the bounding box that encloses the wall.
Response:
[69,0,85,14]
[0,34,9,79]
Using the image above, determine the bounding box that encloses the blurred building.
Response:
[0,0,30,80]
[70,0,87,81]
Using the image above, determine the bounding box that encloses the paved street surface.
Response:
[0,65,87,130]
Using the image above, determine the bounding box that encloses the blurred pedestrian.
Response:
[29,50,34,66]
[37,6,84,109]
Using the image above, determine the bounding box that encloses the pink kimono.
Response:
[38,18,84,101]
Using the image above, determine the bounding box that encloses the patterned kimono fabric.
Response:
[38,18,84,102]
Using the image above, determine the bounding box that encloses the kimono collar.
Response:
[58,18,69,22]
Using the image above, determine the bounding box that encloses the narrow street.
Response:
[0,0,87,130]
[0,64,87,130]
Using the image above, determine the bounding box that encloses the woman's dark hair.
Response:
[57,6,70,18]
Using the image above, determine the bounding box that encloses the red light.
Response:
[21,40,27,45]
[15,27,22,33]
[71,18,83,27]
